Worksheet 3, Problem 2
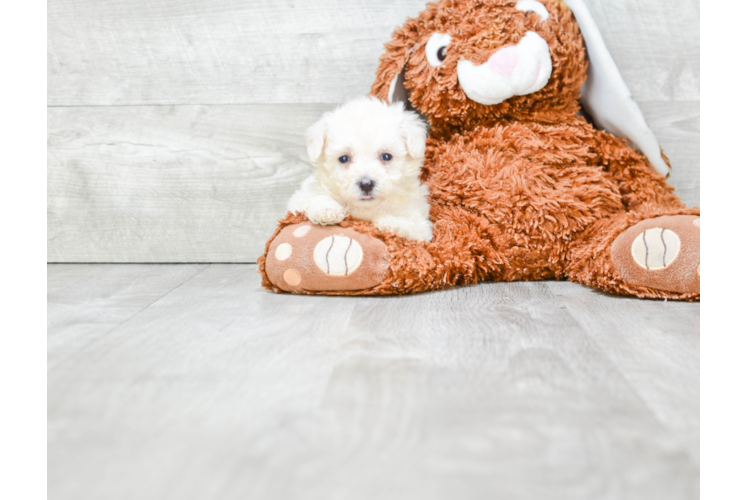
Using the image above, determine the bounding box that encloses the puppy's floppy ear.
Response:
[565,0,671,176]
[305,114,328,164]
[370,18,421,106]
[399,107,428,159]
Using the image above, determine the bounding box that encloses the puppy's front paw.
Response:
[374,215,411,239]
[374,215,432,241]
[307,203,347,226]
[414,223,433,243]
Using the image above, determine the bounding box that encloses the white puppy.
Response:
[288,96,433,242]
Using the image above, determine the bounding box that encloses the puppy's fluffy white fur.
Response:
[288,97,433,242]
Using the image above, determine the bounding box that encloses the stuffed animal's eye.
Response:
[426,32,452,67]
[338,155,350,164]
[381,153,393,162]
[515,0,549,21]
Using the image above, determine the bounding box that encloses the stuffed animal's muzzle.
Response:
[456,32,552,106]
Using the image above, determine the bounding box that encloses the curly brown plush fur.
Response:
[258,0,699,300]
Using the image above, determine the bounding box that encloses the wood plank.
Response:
[47,0,428,106]
[48,264,699,500]
[48,0,699,106]
[640,100,700,207]
[47,264,209,369]
[47,104,335,262]
[553,284,700,463]
[582,0,699,102]
[47,101,700,262]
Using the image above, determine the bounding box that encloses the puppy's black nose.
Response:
[359,179,375,194]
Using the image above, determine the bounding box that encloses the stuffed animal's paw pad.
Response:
[313,235,363,276]
[264,223,389,293]
[611,215,700,294]
[630,228,680,270]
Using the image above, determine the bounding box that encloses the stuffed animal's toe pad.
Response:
[265,223,389,293]
[611,215,700,294]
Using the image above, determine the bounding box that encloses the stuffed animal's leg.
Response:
[258,206,505,295]
[564,207,700,300]
[589,127,685,212]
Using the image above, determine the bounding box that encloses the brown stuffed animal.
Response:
[259,0,700,300]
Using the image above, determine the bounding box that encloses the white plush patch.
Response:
[456,32,552,106]
[425,33,452,67]
[565,0,670,176]
[274,243,293,261]
[631,228,681,270]
[313,235,363,277]
[515,0,549,21]
[293,225,312,237]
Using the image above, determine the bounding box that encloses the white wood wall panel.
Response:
[47,0,700,262]
[47,101,698,262]
[640,101,700,207]
[48,0,428,106]
[47,0,699,106]
[48,104,333,262]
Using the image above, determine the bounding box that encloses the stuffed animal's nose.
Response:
[487,47,519,77]
[358,179,375,194]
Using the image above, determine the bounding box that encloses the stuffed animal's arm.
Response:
[591,129,683,211]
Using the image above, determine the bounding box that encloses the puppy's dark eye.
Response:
[338,155,350,164]
[437,46,447,62]
[381,153,393,162]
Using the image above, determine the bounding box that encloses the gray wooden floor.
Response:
[48,264,699,500]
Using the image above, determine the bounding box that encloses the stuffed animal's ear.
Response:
[565,0,671,176]
[306,114,328,164]
[399,107,428,159]
[370,21,421,106]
